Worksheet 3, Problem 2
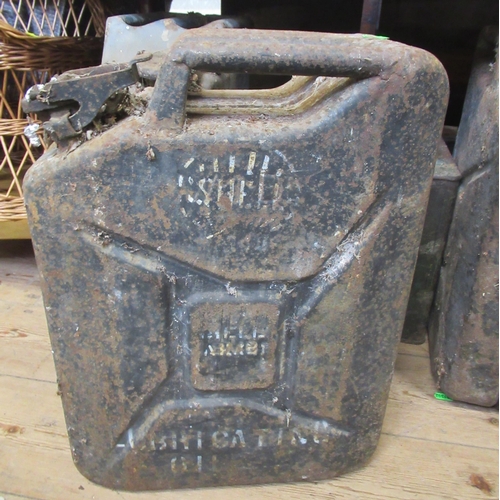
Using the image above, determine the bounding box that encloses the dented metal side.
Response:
[429,27,499,407]
[23,30,448,490]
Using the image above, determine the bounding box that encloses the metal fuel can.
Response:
[429,27,499,407]
[401,139,461,344]
[23,29,449,489]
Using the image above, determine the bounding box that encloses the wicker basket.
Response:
[0,0,106,228]
[0,0,107,38]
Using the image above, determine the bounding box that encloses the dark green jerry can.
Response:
[23,29,448,490]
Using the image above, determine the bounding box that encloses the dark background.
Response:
[219,0,498,126]
[62,0,500,125]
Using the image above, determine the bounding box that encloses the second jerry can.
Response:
[401,138,461,344]
[429,27,499,407]
[23,29,448,490]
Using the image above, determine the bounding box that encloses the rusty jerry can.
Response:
[23,29,448,490]
[429,27,499,407]
[401,139,461,344]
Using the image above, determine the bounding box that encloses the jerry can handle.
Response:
[147,29,405,130]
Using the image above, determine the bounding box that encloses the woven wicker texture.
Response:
[0,0,105,222]
[0,0,107,37]
[0,19,103,71]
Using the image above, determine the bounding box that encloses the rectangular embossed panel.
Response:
[23,29,449,490]
[190,300,281,390]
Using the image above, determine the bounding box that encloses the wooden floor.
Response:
[0,241,498,500]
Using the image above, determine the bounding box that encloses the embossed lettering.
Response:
[202,312,269,359]
[171,456,188,472]
[149,425,331,458]
[212,430,229,449]
[180,153,282,210]
[231,430,246,448]
[179,430,202,451]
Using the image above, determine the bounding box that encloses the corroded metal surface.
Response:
[429,27,499,407]
[401,139,461,344]
[23,29,448,490]
[23,56,149,140]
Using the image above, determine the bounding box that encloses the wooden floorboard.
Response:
[0,242,498,500]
